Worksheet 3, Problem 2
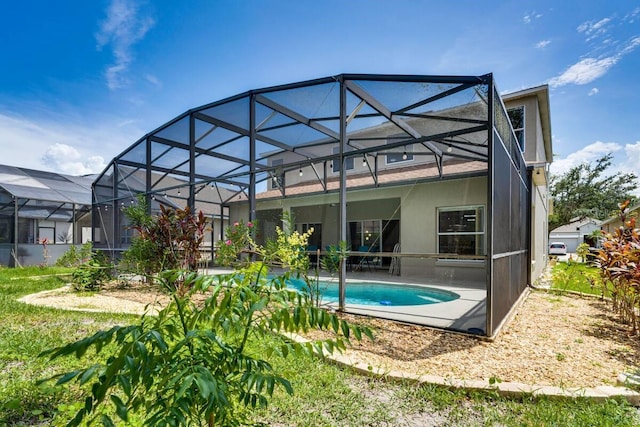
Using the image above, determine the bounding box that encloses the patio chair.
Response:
[389,243,400,276]
[357,245,373,272]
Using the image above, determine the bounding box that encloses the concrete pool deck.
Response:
[205,267,487,334]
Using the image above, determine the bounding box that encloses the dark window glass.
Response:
[438,209,482,233]
[507,106,525,152]
[437,206,485,256]
[438,235,481,255]
[332,147,354,172]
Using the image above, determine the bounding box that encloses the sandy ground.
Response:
[19,283,640,388]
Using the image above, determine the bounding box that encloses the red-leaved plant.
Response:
[595,200,640,334]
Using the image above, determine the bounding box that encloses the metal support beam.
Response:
[395,81,478,114]
[344,80,443,158]
[194,111,318,163]
[255,94,340,140]
[146,137,152,215]
[309,162,326,192]
[338,77,347,311]
[13,197,18,266]
[72,204,76,245]
[112,164,120,254]
[149,134,250,166]
[486,75,495,337]
[249,95,257,222]
[188,114,196,210]
[363,154,378,186]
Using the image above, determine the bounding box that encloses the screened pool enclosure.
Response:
[93,74,532,337]
[0,165,93,266]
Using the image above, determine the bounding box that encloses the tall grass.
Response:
[0,267,638,426]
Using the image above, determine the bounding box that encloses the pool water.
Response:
[287,278,459,306]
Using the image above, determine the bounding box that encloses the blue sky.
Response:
[1,0,639,190]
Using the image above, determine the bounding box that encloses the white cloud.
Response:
[577,17,611,41]
[588,87,599,96]
[623,7,640,24]
[618,142,640,197]
[550,141,621,176]
[619,141,640,174]
[549,34,640,88]
[548,57,618,87]
[144,73,162,88]
[41,143,106,175]
[621,36,640,54]
[535,40,551,49]
[0,111,142,175]
[523,12,542,24]
[95,0,155,90]
[551,142,640,197]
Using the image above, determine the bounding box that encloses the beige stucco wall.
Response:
[530,183,549,282]
[230,175,488,280]
[504,96,545,164]
[505,92,551,284]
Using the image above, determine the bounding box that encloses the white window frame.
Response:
[385,135,414,165]
[436,205,486,257]
[332,146,354,173]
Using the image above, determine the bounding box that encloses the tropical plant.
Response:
[41,267,372,426]
[71,251,113,292]
[263,213,325,306]
[122,196,210,278]
[595,200,640,334]
[38,237,51,266]
[576,243,590,263]
[320,241,349,275]
[56,230,73,244]
[215,219,257,267]
[56,241,94,267]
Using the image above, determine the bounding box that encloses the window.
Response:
[270,158,284,189]
[332,147,354,173]
[437,206,485,256]
[386,135,413,164]
[120,226,134,245]
[38,227,55,244]
[507,106,525,152]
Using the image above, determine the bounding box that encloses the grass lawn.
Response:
[1,266,639,426]
[551,260,605,295]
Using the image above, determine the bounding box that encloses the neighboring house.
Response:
[0,164,94,266]
[548,217,602,253]
[600,203,640,234]
[92,74,552,337]
[0,163,232,267]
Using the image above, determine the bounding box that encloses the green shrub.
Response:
[56,242,93,268]
[41,266,372,426]
[71,251,113,291]
[121,196,209,278]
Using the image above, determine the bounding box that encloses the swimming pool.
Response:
[287,278,460,306]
